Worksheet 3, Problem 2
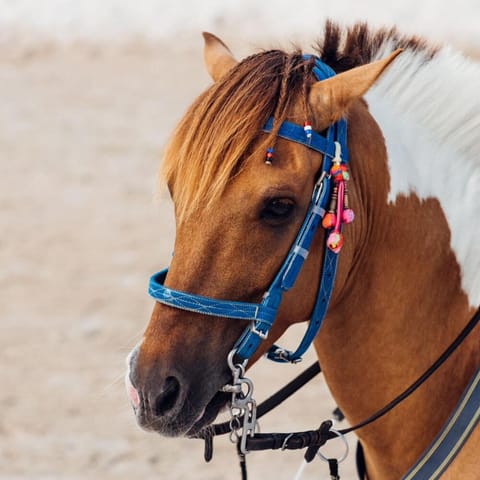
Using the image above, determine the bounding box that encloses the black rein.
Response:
[197,306,480,466]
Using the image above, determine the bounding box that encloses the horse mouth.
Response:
[186,390,230,437]
[133,386,230,438]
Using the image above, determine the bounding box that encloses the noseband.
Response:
[148,56,349,364]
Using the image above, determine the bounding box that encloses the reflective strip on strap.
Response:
[312,205,326,216]
[293,245,309,259]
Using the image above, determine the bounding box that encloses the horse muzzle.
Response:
[125,342,230,437]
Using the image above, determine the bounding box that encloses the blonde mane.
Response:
[161,49,313,222]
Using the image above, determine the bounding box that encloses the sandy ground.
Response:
[2,36,478,479]
[0,42,358,480]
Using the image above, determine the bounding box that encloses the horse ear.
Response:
[202,32,238,81]
[309,49,403,125]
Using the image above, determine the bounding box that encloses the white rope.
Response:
[293,459,308,480]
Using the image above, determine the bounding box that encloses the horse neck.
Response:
[313,101,479,478]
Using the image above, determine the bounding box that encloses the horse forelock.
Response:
[161,49,315,223]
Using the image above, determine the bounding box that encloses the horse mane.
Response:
[161,22,441,222]
[316,21,435,71]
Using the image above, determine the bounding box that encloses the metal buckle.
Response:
[250,321,268,340]
[272,347,302,364]
[313,171,327,203]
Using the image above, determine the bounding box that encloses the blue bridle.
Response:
[148,57,348,364]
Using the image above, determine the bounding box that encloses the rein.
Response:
[198,306,479,479]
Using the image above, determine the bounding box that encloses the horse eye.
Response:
[261,198,295,223]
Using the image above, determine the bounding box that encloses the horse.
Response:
[125,22,480,479]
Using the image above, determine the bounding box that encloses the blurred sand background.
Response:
[1,2,479,479]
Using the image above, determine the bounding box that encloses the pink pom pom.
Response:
[322,212,336,229]
[327,232,343,253]
[342,208,355,224]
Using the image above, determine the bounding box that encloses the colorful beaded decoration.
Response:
[303,121,313,139]
[322,141,355,253]
[265,147,274,165]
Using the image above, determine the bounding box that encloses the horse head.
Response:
[126,33,399,438]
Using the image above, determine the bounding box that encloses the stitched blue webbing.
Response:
[148,55,347,363]
[263,117,336,158]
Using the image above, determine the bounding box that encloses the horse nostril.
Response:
[154,376,181,417]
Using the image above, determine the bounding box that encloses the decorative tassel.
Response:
[323,152,355,253]
[322,212,336,229]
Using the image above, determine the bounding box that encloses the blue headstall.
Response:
[148,56,349,364]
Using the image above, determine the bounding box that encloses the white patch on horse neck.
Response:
[365,46,480,307]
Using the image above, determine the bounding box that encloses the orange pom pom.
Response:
[322,212,336,229]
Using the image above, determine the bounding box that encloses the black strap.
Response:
[338,306,480,436]
[328,458,340,479]
[356,441,366,480]
[198,306,480,472]
[244,420,333,456]
[237,443,248,480]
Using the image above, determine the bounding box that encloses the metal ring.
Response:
[317,429,349,464]
[281,433,295,451]
[229,429,240,444]
[227,349,247,373]
[229,416,242,432]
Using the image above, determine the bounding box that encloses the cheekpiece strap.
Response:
[233,173,331,360]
